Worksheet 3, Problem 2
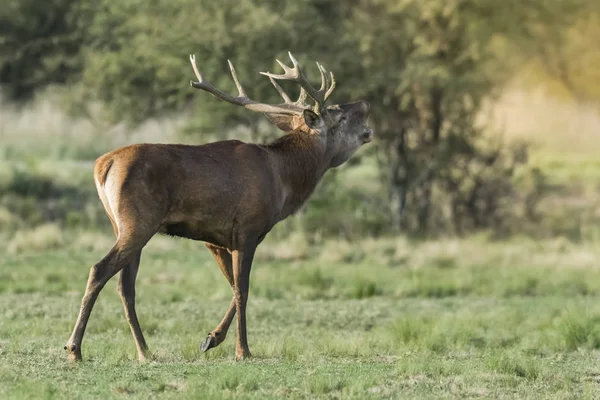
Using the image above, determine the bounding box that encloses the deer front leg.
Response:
[231,244,256,361]
[201,244,237,352]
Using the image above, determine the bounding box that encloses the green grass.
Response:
[1,234,600,399]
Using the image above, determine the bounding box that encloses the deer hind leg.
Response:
[201,244,236,353]
[117,251,149,361]
[65,230,155,361]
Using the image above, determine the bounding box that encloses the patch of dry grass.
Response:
[7,223,65,254]
[0,94,189,161]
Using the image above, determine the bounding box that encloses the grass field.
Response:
[1,233,600,399]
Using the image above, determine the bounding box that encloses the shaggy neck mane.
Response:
[263,132,327,217]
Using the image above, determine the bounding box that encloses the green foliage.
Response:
[0,0,84,101]
[67,0,342,127]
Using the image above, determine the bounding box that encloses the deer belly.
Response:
[159,221,227,246]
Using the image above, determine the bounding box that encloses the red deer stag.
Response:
[64,52,373,361]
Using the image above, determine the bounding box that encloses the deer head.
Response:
[189,52,374,169]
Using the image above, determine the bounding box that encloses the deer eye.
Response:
[339,116,347,123]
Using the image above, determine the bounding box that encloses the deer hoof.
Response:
[200,335,216,352]
[235,351,252,361]
[65,343,82,361]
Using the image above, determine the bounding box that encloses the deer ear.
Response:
[303,109,322,130]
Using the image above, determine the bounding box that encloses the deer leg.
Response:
[231,244,256,361]
[117,251,149,361]
[201,244,236,352]
[64,235,150,361]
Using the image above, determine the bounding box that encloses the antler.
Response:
[189,54,304,115]
[260,52,336,113]
[189,52,336,115]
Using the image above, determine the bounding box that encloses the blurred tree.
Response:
[0,0,84,101]
[67,0,343,130]
[339,0,579,234]
[505,0,600,103]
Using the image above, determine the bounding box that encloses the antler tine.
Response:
[267,75,311,110]
[262,59,297,80]
[316,62,327,91]
[266,73,309,107]
[287,52,303,77]
[316,63,336,101]
[325,71,336,101]
[276,59,295,76]
[268,76,292,103]
[189,54,204,84]
[227,60,246,97]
